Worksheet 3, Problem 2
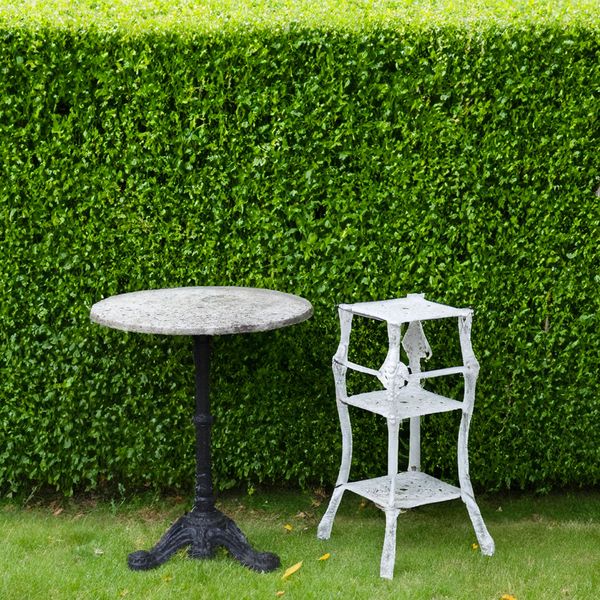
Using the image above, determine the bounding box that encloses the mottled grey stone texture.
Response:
[90,286,313,335]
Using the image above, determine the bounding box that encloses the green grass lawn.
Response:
[1,488,599,599]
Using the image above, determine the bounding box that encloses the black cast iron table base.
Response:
[127,507,280,572]
[127,335,280,573]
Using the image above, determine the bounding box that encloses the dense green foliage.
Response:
[0,3,598,496]
[1,1,599,32]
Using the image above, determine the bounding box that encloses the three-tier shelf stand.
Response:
[317,294,494,579]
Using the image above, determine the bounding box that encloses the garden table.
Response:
[90,286,313,572]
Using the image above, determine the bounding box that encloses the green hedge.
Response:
[0,2,599,496]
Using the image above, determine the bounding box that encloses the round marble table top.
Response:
[90,286,313,336]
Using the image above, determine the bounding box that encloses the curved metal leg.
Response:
[317,486,344,540]
[318,400,353,539]
[204,512,280,572]
[378,418,400,579]
[128,508,280,572]
[461,488,495,556]
[458,411,495,556]
[457,315,494,556]
[380,509,400,579]
[128,514,197,570]
[386,417,400,508]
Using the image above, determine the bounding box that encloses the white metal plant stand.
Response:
[317,294,494,579]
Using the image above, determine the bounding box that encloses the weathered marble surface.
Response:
[90,286,313,335]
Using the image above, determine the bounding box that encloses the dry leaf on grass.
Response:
[318,553,331,561]
[283,524,293,532]
[281,561,303,580]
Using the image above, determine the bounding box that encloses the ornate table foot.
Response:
[128,508,280,573]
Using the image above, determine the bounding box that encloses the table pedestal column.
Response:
[127,335,280,572]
